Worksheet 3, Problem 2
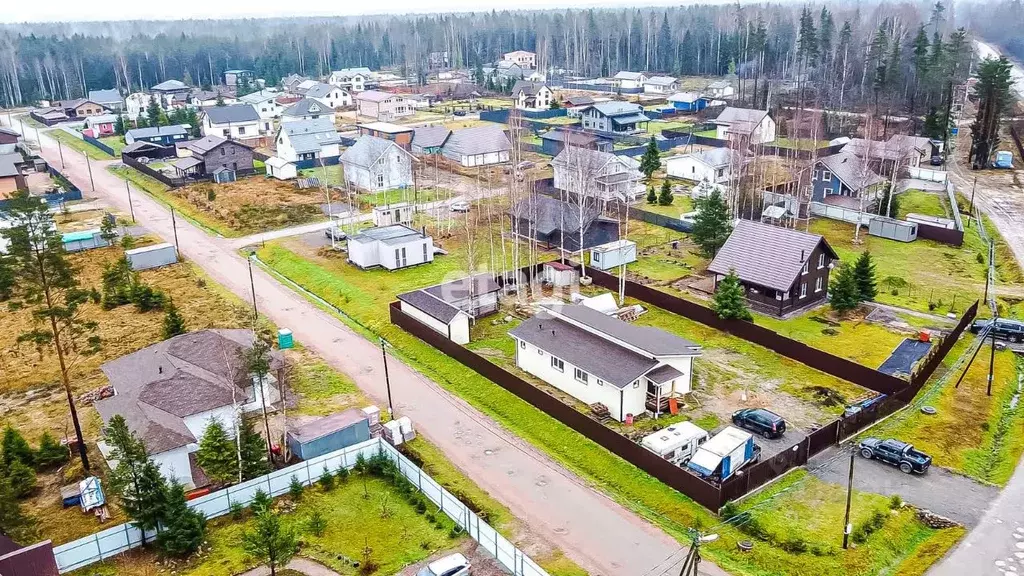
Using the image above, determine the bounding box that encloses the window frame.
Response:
[551,356,564,372]
[800,282,807,298]
[822,170,833,182]
[818,253,826,269]
[574,367,588,384]
[815,277,823,293]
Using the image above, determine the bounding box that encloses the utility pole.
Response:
[126,180,135,223]
[170,208,179,258]
[85,154,95,192]
[247,253,259,323]
[381,338,394,417]
[987,317,997,396]
[842,448,855,549]
[678,530,717,576]
[967,177,977,227]
[57,139,65,169]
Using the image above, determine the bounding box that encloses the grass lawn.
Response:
[441,118,492,130]
[774,137,830,150]
[255,233,961,576]
[71,474,465,576]
[474,98,514,109]
[897,189,949,220]
[298,164,344,186]
[98,136,126,156]
[536,116,580,126]
[359,188,441,208]
[49,129,115,160]
[635,194,694,217]
[695,128,719,138]
[646,120,694,135]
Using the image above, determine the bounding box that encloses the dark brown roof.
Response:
[707,220,838,292]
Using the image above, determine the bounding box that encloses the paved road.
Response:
[5,120,726,576]
[810,446,999,528]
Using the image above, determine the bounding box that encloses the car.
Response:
[858,438,931,474]
[416,553,470,576]
[930,154,943,166]
[453,110,467,116]
[969,318,1024,343]
[450,200,471,212]
[324,227,347,241]
[731,408,786,439]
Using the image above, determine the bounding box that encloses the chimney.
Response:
[158,365,163,374]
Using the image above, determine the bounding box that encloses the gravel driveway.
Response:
[809,446,999,527]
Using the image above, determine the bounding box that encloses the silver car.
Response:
[416,553,470,576]
[450,200,471,212]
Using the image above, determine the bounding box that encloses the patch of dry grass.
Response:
[173,179,339,235]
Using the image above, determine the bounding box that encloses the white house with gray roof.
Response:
[275,119,342,163]
[340,135,416,191]
[329,68,374,92]
[239,90,284,120]
[579,101,650,135]
[613,71,648,90]
[643,76,679,94]
[665,148,746,184]
[304,83,352,109]
[347,224,434,270]
[441,125,511,167]
[510,304,702,421]
[94,329,284,488]
[552,147,643,202]
[200,104,264,142]
[712,107,775,144]
[281,98,337,124]
[88,89,124,112]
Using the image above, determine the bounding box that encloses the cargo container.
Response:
[686,426,758,481]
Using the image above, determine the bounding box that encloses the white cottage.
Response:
[510,304,702,422]
[239,90,284,120]
[665,148,746,184]
[613,71,648,90]
[347,224,434,271]
[440,125,512,167]
[305,83,352,109]
[275,118,342,163]
[340,135,416,191]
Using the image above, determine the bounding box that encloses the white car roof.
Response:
[428,553,469,576]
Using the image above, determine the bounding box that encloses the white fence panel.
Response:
[907,166,948,183]
[494,534,518,573]
[809,201,876,226]
[945,181,964,231]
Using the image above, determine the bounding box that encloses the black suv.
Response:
[731,408,787,439]
[858,438,931,474]
[970,318,1024,343]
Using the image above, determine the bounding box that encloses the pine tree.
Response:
[6,461,37,498]
[243,509,298,576]
[0,478,33,543]
[146,96,163,126]
[239,418,270,480]
[970,57,1014,168]
[853,252,878,302]
[0,253,13,302]
[196,420,237,486]
[114,114,126,136]
[162,298,187,339]
[2,427,35,471]
[712,269,753,321]
[34,432,69,470]
[319,466,335,491]
[157,481,206,557]
[658,180,673,206]
[646,186,657,204]
[830,263,861,314]
[691,189,732,257]
[105,415,167,545]
[639,137,661,180]
[288,475,304,501]
[99,214,118,244]
[250,489,272,515]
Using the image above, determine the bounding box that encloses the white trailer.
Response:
[125,243,178,271]
[589,239,637,271]
[686,426,757,481]
[641,421,710,466]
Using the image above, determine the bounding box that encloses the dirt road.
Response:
[6,120,725,576]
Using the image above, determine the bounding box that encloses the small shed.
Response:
[212,166,237,184]
[126,242,178,271]
[373,202,414,226]
[78,476,105,512]
[397,289,472,344]
[266,156,297,180]
[868,217,918,243]
[62,229,110,252]
[286,409,371,461]
[589,239,637,271]
[542,261,577,287]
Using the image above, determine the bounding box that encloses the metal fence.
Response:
[52,438,548,576]
[82,135,116,157]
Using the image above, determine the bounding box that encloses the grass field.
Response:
[358,188,441,208]
[774,137,830,150]
[635,192,694,217]
[897,189,949,220]
[48,129,114,160]
[298,164,344,186]
[535,116,580,126]
[646,120,695,135]
[98,136,126,156]
[695,128,719,138]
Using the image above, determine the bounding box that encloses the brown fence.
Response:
[0,541,59,576]
[121,154,258,188]
[894,300,977,402]
[1011,126,1024,163]
[389,301,725,510]
[915,221,965,247]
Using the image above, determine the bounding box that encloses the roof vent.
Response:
[158,365,163,374]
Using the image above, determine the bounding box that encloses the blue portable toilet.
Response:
[286,409,371,460]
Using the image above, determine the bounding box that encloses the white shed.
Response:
[542,261,577,287]
[397,290,471,344]
[347,225,434,271]
[373,202,414,226]
[265,156,297,180]
[589,239,637,271]
[126,243,178,271]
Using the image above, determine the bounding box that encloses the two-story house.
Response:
[707,220,838,316]
[355,90,413,122]
[511,81,554,111]
[304,83,352,109]
[239,90,284,120]
[579,102,650,135]
[340,135,416,191]
[613,71,648,91]
[54,98,108,119]
[328,68,374,92]
[665,148,745,184]
[810,151,886,206]
[151,79,192,101]
[705,80,735,99]
[712,107,776,145]
[87,89,124,112]
[224,69,255,86]
[281,98,337,124]
[201,104,264,143]
[173,135,254,179]
[510,304,702,422]
[275,119,342,163]
[644,76,679,94]
[552,147,644,203]
[502,50,537,69]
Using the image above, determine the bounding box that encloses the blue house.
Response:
[286,409,371,460]
[667,92,709,112]
[578,102,650,135]
[125,125,189,146]
[811,152,886,205]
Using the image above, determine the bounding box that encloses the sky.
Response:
[6,0,731,24]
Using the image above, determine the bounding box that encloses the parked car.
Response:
[969,318,1024,343]
[450,200,471,212]
[731,408,786,439]
[930,154,943,166]
[453,110,467,117]
[324,227,347,242]
[417,553,470,576]
[858,438,931,474]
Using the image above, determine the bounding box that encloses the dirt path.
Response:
[6,120,727,576]
[237,557,341,576]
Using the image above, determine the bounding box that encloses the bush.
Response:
[320,466,335,491]
[415,499,427,514]
[289,475,304,501]
[353,453,368,474]
[7,461,37,498]
[336,465,350,482]
[852,508,889,544]
[977,253,986,264]
[133,284,166,312]
[307,510,327,537]
[425,512,436,524]
[780,537,808,554]
[251,489,272,515]
[889,494,903,509]
[230,502,245,520]
[34,432,68,470]
[206,189,217,202]
[448,525,463,539]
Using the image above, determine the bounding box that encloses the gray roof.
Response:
[126,125,188,140]
[539,130,601,146]
[646,364,684,384]
[203,104,259,124]
[424,273,500,303]
[283,98,334,117]
[552,146,627,173]
[707,220,838,292]
[587,101,647,118]
[171,156,203,171]
[356,90,399,103]
[667,92,702,103]
[614,71,645,81]
[397,290,464,323]
[305,83,344,99]
[645,76,678,86]
[152,79,188,91]
[95,329,284,454]
[281,119,341,154]
[184,134,230,155]
[713,107,769,133]
[546,304,701,357]
[88,89,122,104]
[687,147,744,169]
[122,140,168,153]
[412,126,452,149]
[341,135,409,169]
[0,127,19,137]
[512,81,547,97]
[349,224,426,245]
[288,409,367,444]
[511,195,604,235]
[564,95,595,106]
[442,125,511,156]
[708,80,732,90]
[0,153,21,178]
[239,90,279,104]
[818,151,886,191]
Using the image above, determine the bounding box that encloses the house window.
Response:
[800,282,807,298]
[222,129,230,137]
[802,261,809,274]
[551,356,564,372]
[376,174,384,187]
[238,126,246,135]
[822,170,833,182]
[574,368,588,384]
[220,147,226,156]
[422,243,428,261]
[633,382,640,389]
[596,379,604,386]
[815,277,824,292]
[818,253,825,269]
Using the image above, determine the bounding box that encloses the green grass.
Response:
[646,120,695,135]
[754,312,912,371]
[299,164,344,185]
[774,137,830,150]
[359,188,441,207]
[636,194,694,217]
[897,190,948,220]
[695,128,719,138]
[107,165,231,237]
[255,241,963,576]
[49,129,115,160]
[535,116,580,126]
[98,136,126,156]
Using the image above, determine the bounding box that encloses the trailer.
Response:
[125,242,178,271]
[589,239,637,271]
[641,421,709,466]
[686,426,758,481]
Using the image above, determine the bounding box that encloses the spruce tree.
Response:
[853,252,878,302]
[1,427,35,471]
[6,461,37,498]
[712,269,753,321]
[35,432,69,470]
[99,214,118,244]
[196,420,237,486]
[250,489,272,515]
[0,478,33,543]
[114,114,126,136]
[105,415,167,545]
[658,180,674,206]
[970,56,1014,168]
[162,298,187,339]
[157,481,206,557]
[691,189,732,257]
[239,418,270,481]
[646,186,657,204]
[830,263,861,314]
[288,475,304,501]
[243,508,298,576]
[639,137,661,180]
[0,253,13,302]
